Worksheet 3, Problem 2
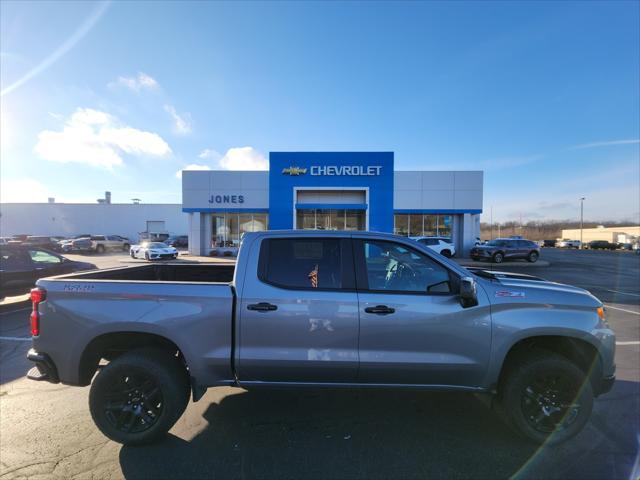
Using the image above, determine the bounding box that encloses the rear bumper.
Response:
[26,348,60,383]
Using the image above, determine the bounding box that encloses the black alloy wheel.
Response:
[102,372,164,434]
[521,373,581,433]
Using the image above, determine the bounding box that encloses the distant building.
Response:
[561,225,640,243]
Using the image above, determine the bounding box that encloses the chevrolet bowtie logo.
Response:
[282,166,308,176]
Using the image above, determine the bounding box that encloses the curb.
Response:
[454,259,551,268]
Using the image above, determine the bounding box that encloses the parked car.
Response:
[470,238,540,263]
[164,235,188,248]
[0,237,9,245]
[23,236,62,252]
[0,245,96,293]
[410,236,456,257]
[616,242,633,251]
[538,239,557,248]
[90,235,131,253]
[10,234,29,243]
[556,239,581,249]
[59,237,91,253]
[28,231,614,446]
[130,242,178,260]
[587,240,617,250]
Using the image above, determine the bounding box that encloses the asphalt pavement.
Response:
[0,248,638,479]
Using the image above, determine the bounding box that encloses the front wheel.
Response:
[527,251,539,263]
[145,252,150,261]
[441,249,452,258]
[89,349,190,445]
[123,243,130,251]
[501,351,593,444]
[492,252,504,263]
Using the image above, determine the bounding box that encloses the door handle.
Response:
[364,305,395,315]
[247,302,278,312]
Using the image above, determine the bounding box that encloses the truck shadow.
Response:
[117,382,638,479]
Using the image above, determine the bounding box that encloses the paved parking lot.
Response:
[1,248,638,479]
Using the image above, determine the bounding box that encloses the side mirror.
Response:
[459,276,478,308]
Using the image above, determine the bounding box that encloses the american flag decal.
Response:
[308,264,319,288]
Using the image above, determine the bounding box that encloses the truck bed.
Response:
[50,263,236,283]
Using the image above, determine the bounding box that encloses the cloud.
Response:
[34,108,171,169]
[175,163,211,179]
[217,146,268,170]
[164,104,191,135]
[110,72,159,92]
[569,139,640,150]
[198,148,222,160]
[0,178,51,203]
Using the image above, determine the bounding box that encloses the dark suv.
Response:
[470,238,540,263]
[587,240,617,250]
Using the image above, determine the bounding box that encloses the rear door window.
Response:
[0,250,32,271]
[259,238,351,290]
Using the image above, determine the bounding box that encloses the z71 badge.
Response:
[495,290,525,298]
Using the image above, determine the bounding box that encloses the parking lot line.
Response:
[605,289,640,297]
[0,336,31,342]
[616,341,640,346]
[605,305,640,315]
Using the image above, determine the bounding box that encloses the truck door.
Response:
[353,238,491,387]
[238,236,359,383]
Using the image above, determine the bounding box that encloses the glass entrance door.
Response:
[296,209,366,231]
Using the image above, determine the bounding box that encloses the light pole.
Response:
[580,197,585,248]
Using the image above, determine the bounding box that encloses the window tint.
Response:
[29,250,61,264]
[91,236,105,241]
[361,240,452,294]
[262,238,343,289]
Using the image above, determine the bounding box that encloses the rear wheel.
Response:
[441,249,452,258]
[501,351,593,444]
[89,349,190,445]
[123,243,130,251]
[527,251,539,263]
[492,252,504,263]
[96,244,105,254]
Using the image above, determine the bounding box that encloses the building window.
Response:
[296,209,365,231]
[393,214,453,237]
[212,212,268,248]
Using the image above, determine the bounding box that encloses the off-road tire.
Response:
[89,349,190,445]
[500,350,593,445]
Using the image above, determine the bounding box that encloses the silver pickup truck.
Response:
[26,231,615,445]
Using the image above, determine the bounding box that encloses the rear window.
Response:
[260,238,344,290]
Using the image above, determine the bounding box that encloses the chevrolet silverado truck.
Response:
[26,231,615,445]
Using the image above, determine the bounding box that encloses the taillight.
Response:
[30,288,46,336]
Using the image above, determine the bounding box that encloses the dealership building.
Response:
[183,152,483,256]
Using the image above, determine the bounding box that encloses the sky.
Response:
[1,0,638,223]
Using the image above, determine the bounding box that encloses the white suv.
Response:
[410,236,456,257]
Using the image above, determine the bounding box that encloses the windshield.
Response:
[148,242,168,248]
